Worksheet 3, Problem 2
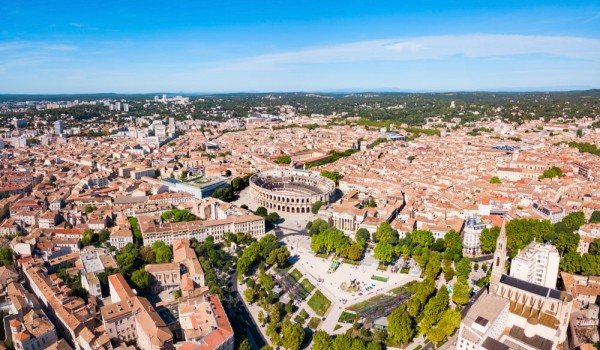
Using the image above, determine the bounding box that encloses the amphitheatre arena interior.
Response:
[249,170,336,213]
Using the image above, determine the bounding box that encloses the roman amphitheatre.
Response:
[249,169,336,213]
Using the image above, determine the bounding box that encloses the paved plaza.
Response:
[281,235,420,333]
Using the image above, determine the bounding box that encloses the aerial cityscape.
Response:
[1,1,600,350]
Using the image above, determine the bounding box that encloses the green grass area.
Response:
[293,315,306,325]
[283,259,296,272]
[307,317,321,330]
[315,253,330,259]
[334,324,342,331]
[290,268,303,281]
[377,263,388,271]
[389,281,418,295]
[347,294,389,312]
[371,275,389,282]
[307,290,332,316]
[338,311,358,323]
[300,279,315,293]
[400,267,410,274]
[299,309,309,320]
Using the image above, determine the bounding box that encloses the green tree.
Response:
[332,334,353,350]
[552,232,580,255]
[320,170,341,185]
[374,222,394,243]
[211,187,234,202]
[507,219,553,250]
[480,227,499,253]
[281,319,305,350]
[81,229,96,247]
[559,252,582,274]
[275,155,292,164]
[562,212,586,231]
[139,246,156,264]
[539,166,563,179]
[452,279,470,305]
[347,243,364,261]
[257,310,266,325]
[312,331,332,350]
[255,207,268,217]
[456,257,472,279]
[83,205,96,213]
[411,230,434,248]
[444,230,463,261]
[355,228,370,243]
[387,305,415,345]
[0,248,14,267]
[489,176,501,184]
[590,211,600,223]
[231,177,248,191]
[131,268,149,290]
[267,212,280,223]
[374,241,394,263]
[154,243,173,263]
[442,260,455,282]
[98,229,110,243]
[366,343,381,350]
[311,201,325,214]
[244,288,256,303]
[239,339,252,350]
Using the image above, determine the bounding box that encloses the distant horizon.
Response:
[1,86,600,97]
[1,1,600,93]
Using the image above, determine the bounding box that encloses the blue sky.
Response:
[1,0,600,93]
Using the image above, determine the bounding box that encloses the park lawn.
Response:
[290,268,303,281]
[307,290,332,316]
[307,317,321,330]
[293,315,306,325]
[283,263,294,272]
[338,311,357,323]
[300,279,315,293]
[298,309,309,320]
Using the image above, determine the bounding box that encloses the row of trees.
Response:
[80,229,110,247]
[312,331,382,350]
[254,206,280,224]
[309,219,365,261]
[373,222,464,265]
[237,234,290,278]
[160,209,195,222]
[388,279,461,346]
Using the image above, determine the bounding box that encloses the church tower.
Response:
[490,219,508,293]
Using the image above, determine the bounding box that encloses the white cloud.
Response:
[214,34,600,71]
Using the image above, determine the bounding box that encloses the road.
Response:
[230,271,267,350]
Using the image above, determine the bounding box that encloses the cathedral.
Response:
[456,220,573,350]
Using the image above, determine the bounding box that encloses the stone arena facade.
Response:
[249,170,336,213]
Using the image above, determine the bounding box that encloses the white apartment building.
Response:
[509,241,560,289]
[462,216,487,256]
[578,223,600,254]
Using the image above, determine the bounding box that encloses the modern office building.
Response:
[54,120,64,135]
